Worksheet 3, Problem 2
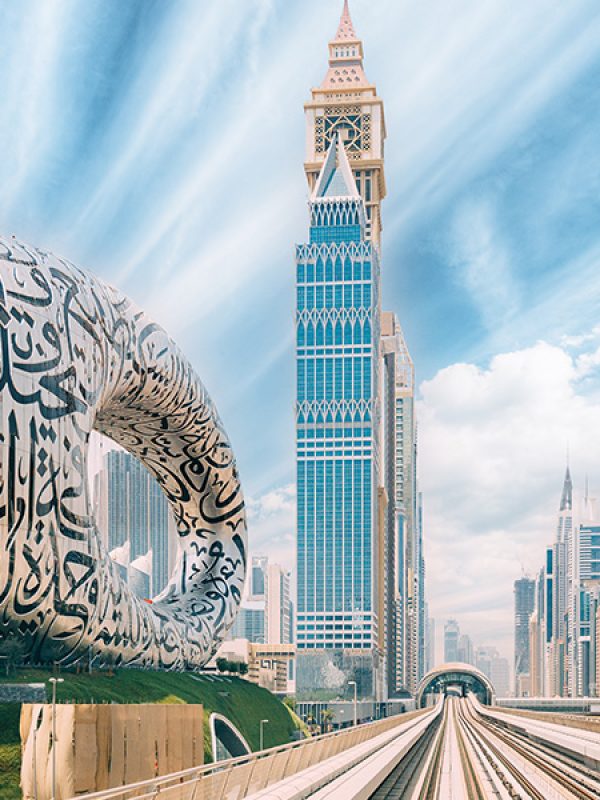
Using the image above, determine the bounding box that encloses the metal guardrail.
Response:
[69,709,427,800]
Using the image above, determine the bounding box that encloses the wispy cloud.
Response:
[447,198,520,330]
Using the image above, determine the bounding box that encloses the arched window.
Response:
[335,322,343,346]
[297,322,306,347]
[363,319,371,344]
[325,321,334,346]
[315,321,324,346]
[344,320,353,344]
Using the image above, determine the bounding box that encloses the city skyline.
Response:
[2,0,600,660]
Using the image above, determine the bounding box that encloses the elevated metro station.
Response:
[416,662,495,708]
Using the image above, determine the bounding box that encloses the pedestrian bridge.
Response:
[416,662,495,708]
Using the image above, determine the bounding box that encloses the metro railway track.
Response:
[459,699,600,800]
[368,695,600,800]
[370,709,442,799]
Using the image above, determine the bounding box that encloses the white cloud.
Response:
[246,483,296,573]
[418,340,600,662]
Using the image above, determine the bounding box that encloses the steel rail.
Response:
[450,699,490,800]
[409,700,448,800]
[455,705,518,800]
[458,700,549,799]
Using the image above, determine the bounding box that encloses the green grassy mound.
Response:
[0,668,305,799]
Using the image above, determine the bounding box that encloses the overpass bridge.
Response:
[69,664,600,800]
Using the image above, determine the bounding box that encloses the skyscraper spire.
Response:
[335,1,357,41]
[560,465,573,512]
[321,1,368,90]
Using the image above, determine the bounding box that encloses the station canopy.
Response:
[416,662,495,708]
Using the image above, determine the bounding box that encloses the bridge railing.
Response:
[69,709,426,800]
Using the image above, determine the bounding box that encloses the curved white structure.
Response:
[209,712,251,761]
[416,662,495,708]
[0,236,247,669]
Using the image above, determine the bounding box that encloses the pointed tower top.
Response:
[321,1,369,89]
[334,1,357,42]
[560,465,573,512]
[312,133,360,201]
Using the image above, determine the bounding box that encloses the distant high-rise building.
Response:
[230,557,292,647]
[514,576,536,694]
[296,2,387,700]
[229,602,266,643]
[475,645,509,695]
[550,467,573,696]
[528,565,548,697]
[99,449,172,598]
[426,616,436,672]
[458,634,474,666]
[490,656,510,697]
[444,620,460,663]
[267,563,292,645]
[381,312,422,695]
[576,489,600,696]
[475,646,497,680]
[416,492,427,684]
[250,556,268,599]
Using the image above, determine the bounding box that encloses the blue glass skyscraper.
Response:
[296,1,427,700]
[295,134,381,697]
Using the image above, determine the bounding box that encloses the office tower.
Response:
[100,449,171,597]
[549,467,573,696]
[529,565,547,697]
[514,577,536,695]
[458,634,474,666]
[475,646,509,695]
[381,312,419,694]
[229,602,266,643]
[444,620,460,662]
[295,131,381,697]
[529,611,542,696]
[249,556,268,599]
[543,546,554,694]
[229,557,292,646]
[489,656,510,697]
[426,616,436,672]
[296,2,386,699]
[576,488,600,696]
[475,646,496,680]
[416,492,427,682]
[267,563,292,645]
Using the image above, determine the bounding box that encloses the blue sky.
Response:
[3,0,600,661]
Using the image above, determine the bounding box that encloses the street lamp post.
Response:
[259,719,269,751]
[48,678,64,800]
[348,681,357,727]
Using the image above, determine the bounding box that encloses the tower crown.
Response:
[304,0,386,245]
[323,1,368,88]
